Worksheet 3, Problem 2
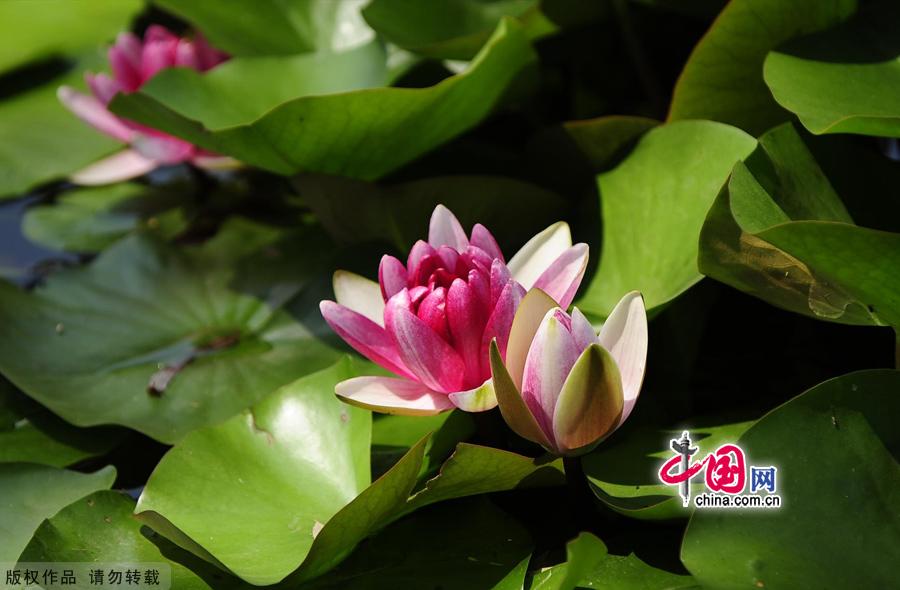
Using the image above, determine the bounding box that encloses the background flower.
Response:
[58,25,228,185]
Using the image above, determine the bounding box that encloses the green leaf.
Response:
[668,0,857,135]
[304,498,532,590]
[135,359,372,586]
[0,378,124,468]
[297,173,567,252]
[23,183,188,253]
[362,0,551,60]
[530,532,696,590]
[109,19,537,180]
[19,491,231,589]
[764,1,900,137]
[562,115,659,172]
[154,0,375,56]
[0,0,140,74]
[0,463,115,562]
[371,410,475,478]
[0,228,342,443]
[681,369,900,590]
[699,123,900,327]
[583,422,753,520]
[0,52,121,198]
[577,120,756,318]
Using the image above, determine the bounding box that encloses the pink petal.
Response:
[407,240,436,278]
[385,295,465,393]
[598,291,648,426]
[468,267,490,311]
[435,245,460,274]
[507,221,572,290]
[489,259,512,307]
[85,73,122,105]
[174,39,200,69]
[521,308,580,439]
[132,134,195,164]
[336,376,452,416]
[58,86,135,143]
[416,287,450,341]
[141,37,178,81]
[333,270,384,326]
[480,280,525,364]
[194,33,226,70]
[532,243,588,309]
[447,278,487,386]
[145,25,179,44]
[428,204,468,252]
[109,33,142,91]
[70,149,157,185]
[470,223,503,261]
[570,307,598,353]
[379,255,408,301]
[320,301,414,380]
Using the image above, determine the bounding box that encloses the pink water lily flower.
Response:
[58,25,229,185]
[490,289,647,456]
[320,205,589,415]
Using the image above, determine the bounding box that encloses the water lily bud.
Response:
[490,289,647,456]
[321,204,590,415]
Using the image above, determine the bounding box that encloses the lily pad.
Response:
[304,498,532,590]
[667,0,857,135]
[109,19,537,180]
[681,369,900,590]
[155,0,375,56]
[0,227,342,443]
[699,123,900,328]
[582,422,753,520]
[23,182,188,253]
[530,532,696,590]
[0,52,121,198]
[0,463,115,562]
[0,378,124,468]
[764,1,900,137]
[362,0,552,60]
[577,120,756,318]
[19,490,233,589]
[0,0,141,74]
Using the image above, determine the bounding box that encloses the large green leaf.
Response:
[304,498,532,590]
[0,0,140,74]
[530,532,696,590]
[109,19,537,180]
[139,414,562,585]
[699,123,900,328]
[577,120,756,318]
[23,183,188,253]
[667,0,857,135]
[681,369,900,589]
[582,422,753,520]
[0,227,342,443]
[362,0,552,60]
[0,379,124,468]
[135,360,372,586]
[19,491,231,590]
[0,463,115,562]
[0,52,121,198]
[296,173,567,252]
[154,0,375,56]
[764,1,900,137]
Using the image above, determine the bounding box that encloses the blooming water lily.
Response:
[58,25,228,185]
[490,289,647,455]
[320,205,589,415]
